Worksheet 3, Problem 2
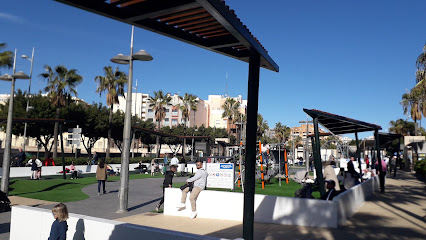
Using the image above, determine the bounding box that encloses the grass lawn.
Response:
[8,171,164,202]
[174,177,321,199]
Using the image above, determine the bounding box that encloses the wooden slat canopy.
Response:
[55,0,279,72]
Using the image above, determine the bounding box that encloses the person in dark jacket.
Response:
[14,148,25,167]
[155,165,177,212]
[320,180,340,201]
[48,203,68,240]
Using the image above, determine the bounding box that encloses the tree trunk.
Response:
[106,105,113,158]
[52,108,60,159]
[156,122,161,157]
[182,124,186,161]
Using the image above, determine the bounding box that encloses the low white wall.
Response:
[164,188,338,228]
[10,205,229,240]
[0,163,139,178]
[334,176,379,225]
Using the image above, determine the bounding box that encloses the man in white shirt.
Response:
[176,160,208,219]
[170,155,179,166]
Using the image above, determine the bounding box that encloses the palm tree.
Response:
[257,113,269,141]
[148,90,172,157]
[40,65,83,158]
[401,85,426,135]
[0,43,13,72]
[95,66,127,158]
[389,119,415,136]
[416,44,426,84]
[178,93,198,160]
[274,122,291,143]
[222,97,240,134]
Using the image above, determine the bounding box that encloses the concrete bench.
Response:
[10,205,230,240]
[164,176,379,228]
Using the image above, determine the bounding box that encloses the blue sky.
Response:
[1,0,426,139]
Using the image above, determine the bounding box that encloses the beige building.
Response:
[204,95,247,129]
[291,124,326,141]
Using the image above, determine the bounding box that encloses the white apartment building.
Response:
[113,93,208,128]
[204,95,247,129]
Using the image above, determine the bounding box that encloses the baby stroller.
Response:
[0,190,11,212]
[134,163,148,174]
[294,170,315,199]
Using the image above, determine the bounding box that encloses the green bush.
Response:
[414,160,426,178]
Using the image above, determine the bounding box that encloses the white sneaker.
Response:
[190,211,197,219]
[155,206,159,212]
[176,203,186,208]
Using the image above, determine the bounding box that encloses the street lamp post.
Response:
[21,47,35,153]
[299,118,313,172]
[132,79,137,159]
[111,25,153,213]
[0,49,30,194]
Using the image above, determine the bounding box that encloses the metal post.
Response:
[374,130,384,193]
[243,53,260,240]
[1,49,17,195]
[23,47,34,153]
[355,132,362,174]
[118,25,134,213]
[394,137,400,178]
[132,79,137,159]
[306,116,309,172]
[279,143,281,186]
[313,116,326,196]
[59,123,66,179]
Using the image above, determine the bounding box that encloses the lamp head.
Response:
[21,55,30,59]
[0,73,13,81]
[12,71,30,79]
[133,50,153,61]
[110,54,130,65]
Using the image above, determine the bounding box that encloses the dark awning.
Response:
[303,109,382,135]
[55,0,278,72]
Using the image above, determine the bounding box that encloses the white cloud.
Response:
[0,12,25,24]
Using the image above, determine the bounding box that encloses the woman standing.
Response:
[96,159,108,195]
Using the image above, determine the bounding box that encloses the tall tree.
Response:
[274,122,291,143]
[0,43,13,72]
[222,97,240,134]
[95,66,127,158]
[389,119,416,136]
[148,90,172,157]
[178,93,198,160]
[257,113,269,141]
[416,44,426,84]
[40,65,82,158]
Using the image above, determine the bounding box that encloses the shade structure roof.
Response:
[55,0,278,72]
[303,109,382,135]
[378,132,402,148]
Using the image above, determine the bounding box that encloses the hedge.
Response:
[414,160,426,178]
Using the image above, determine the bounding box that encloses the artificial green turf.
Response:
[174,177,321,199]
[8,171,164,202]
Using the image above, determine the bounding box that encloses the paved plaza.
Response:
[1,171,425,240]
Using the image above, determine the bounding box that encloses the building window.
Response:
[172,119,178,126]
[165,118,169,122]
[165,109,169,112]
[172,108,178,116]
[148,109,153,112]
[147,118,153,122]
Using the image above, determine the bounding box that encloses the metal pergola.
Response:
[55,1,278,239]
[303,109,385,194]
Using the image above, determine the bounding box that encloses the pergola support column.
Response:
[313,115,326,196]
[374,130,385,193]
[243,52,260,240]
[394,137,401,178]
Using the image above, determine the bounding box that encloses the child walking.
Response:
[48,203,68,240]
